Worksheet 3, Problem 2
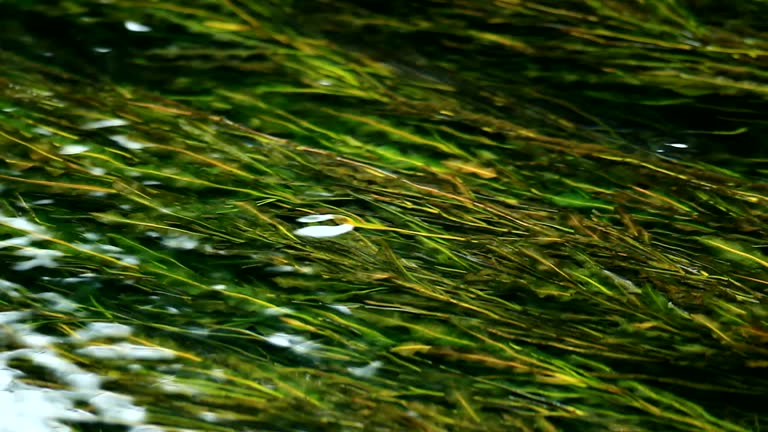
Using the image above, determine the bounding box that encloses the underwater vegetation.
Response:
[0,1,767,431]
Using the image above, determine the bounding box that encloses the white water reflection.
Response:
[161,234,199,250]
[80,118,129,130]
[76,343,176,361]
[347,360,382,378]
[263,332,319,355]
[0,214,48,234]
[0,308,164,431]
[12,248,65,271]
[124,21,152,32]
[110,134,147,150]
[294,224,354,238]
[58,144,90,155]
[75,322,133,341]
[294,214,356,238]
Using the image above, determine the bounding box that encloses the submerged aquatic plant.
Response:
[0,1,767,432]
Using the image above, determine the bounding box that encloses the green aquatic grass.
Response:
[1,1,768,431]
